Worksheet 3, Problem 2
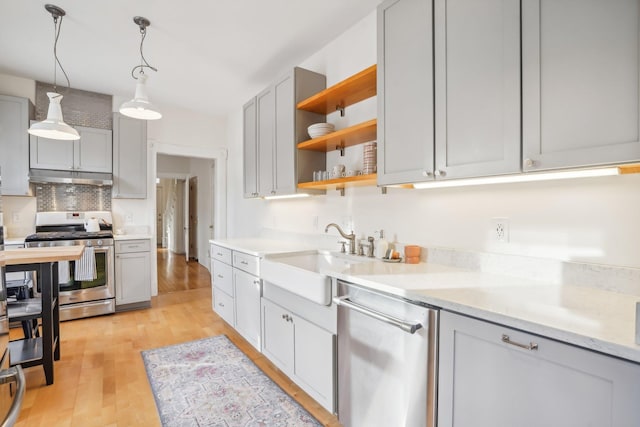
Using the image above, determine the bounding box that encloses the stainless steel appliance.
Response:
[334,280,439,427]
[25,212,115,321]
[0,224,26,425]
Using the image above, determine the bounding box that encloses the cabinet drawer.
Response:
[211,244,232,264]
[233,251,259,276]
[115,239,150,253]
[212,259,233,295]
[213,288,234,326]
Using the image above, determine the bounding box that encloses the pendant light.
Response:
[119,16,162,120]
[28,4,80,141]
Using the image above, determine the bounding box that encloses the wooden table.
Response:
[0,246,84,385]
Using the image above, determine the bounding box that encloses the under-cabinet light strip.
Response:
[263,193,311,200]
[412,167,621,189]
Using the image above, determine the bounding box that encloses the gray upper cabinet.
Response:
[242,67,325,198]
[434,0,521,179]
[243,98,258,198]
[522,0,640,171]
[257,86,276,196]
[0,95,33,196]
[30,125,112,173]
[112,113,147,199]
[377,0,435,186]
[438,310,640,427]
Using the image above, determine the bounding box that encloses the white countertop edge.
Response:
[210,238,315,257]
[114,234,153,241]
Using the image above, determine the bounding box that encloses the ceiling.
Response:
[0,0,381,117]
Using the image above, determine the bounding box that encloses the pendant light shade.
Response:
[120,16,161,120]
[29,92,80,140]
[28,4,80,141]
[119,74,162,120]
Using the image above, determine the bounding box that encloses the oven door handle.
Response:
[333,295,423,334]
[0,366,25,427]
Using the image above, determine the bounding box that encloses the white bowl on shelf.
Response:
[307,123,335,138]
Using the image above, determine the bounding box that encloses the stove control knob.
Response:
[97,240,103,247]
[38,242,44,248]
[86,241,93,247]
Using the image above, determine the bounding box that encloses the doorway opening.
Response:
[150,143,227,298]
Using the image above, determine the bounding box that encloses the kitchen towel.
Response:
[58,261,70,284]
[74,246,97,281]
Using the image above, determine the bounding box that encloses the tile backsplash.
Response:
[35,82,112,130]
[35,183,111,212]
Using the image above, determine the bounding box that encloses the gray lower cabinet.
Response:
[210,244,262,351]
[0,95,33,196]
[242,67,326,198]
[115,239,151,309]
[112,113,147,198]
[211,245,235,326]
[438,311,640,427]
[233,263,261,351]
[30,125,112,173]
[261,297,335,413]
[522,0,640,171]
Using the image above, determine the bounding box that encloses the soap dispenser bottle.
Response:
[375,230,389,259]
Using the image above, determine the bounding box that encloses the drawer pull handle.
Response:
[501,334,538,351]
[240,260,248,265]
[217,252,223,256]
[217,274,223,279]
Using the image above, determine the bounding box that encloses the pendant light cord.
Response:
[52,14,71,96]
[131,26,157,79]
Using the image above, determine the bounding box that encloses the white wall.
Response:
[225,10,640,269]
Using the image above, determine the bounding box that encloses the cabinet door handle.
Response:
[253,280,260,285]
[218,302,225,308]
[217,274,223,279]
[501,334,538,351]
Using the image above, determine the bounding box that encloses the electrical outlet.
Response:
[492,218,509,242]
[11,212,19,223]
[125,213,133,223]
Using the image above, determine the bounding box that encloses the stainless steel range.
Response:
[25,211,115,321]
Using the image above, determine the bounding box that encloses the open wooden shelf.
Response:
[297,65,377,114]
[298,173,377,190]
[298,119,377,152]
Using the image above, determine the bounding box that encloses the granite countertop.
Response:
[324,260,640,364]
[210,238,315,257]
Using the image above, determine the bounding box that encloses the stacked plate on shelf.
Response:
[307,123,335,139]
[363,141,377,174]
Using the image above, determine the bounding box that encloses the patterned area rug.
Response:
[142,335,322,427]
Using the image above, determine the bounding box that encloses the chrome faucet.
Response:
[325,223,356,255]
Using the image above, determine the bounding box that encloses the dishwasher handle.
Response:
[333,295,423,334]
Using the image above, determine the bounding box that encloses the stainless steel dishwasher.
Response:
[334,280,438,427]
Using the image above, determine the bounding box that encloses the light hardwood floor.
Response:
[11,249,341,427]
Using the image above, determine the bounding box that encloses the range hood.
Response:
[29,169,113,186]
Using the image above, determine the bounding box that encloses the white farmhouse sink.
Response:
[261,251,368,305]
